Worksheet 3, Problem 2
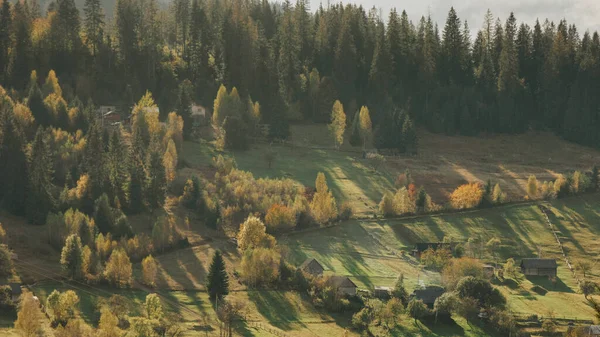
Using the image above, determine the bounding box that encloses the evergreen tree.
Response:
[333,12,357,106]
[0,1,11,84]
[8,0,33,90]
[176,80,193,139]
[0,112,28,215]
[107,130,128,205]
[206,250,229,301]
[349,111,361,147]
[26,127,56,224]
[402,115,418,155]
[440,7,464,85]
[60,234,83,279]
[83,0,105,57]
[128,157,145,214]
[147,149,167,209]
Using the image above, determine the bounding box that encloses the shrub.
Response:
[421,248,452,271]
[554,175,569,198]
[571,171,591,194]
[393,187,415,215]
[265,204,296,233]
[456,276,506,309]
[407,299,430,322]
[338,202,353,221]
[180,176,202,209]
[450,183,484,210]
[0,223,6,244]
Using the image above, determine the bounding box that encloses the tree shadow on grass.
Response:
[247,290,304,331]
[419,316,466,336]
[526,276,574,293]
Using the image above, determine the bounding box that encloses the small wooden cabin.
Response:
[520,258,557,277]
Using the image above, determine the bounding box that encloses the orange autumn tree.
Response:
[450,183,484,210]
[264,204,295,232]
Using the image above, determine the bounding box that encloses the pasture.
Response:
[183,124,600,217]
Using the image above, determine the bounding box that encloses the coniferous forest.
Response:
[0,0,599,148]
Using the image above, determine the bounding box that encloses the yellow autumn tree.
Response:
[212,84,228,125]
[142,255,158,287]
[358,106,372,149]
[165,112,184,150]
[15,292,44,337]
[527,175,538,199]
[103,249,132,288]
[236,216,276,251]
[163,139,178,184]
[310,172,338,224]
[43,69,62,97]
[329,100,346,149]
[450,183,484,210]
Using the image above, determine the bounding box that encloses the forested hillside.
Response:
[0,0,599,148]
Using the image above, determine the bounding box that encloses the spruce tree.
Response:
[0,112,28,216]
[402,115,418,155]
[26,127,55,225]
[61,234,83,279]
[206,250,229,301]
[0,1,11,83]
[349,111,361,147]
[128,157,145,214]
[147,149,167,209]
[176,80,193,139]
[83,0,104,57]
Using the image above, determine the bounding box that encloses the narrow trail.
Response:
[537,204,582,287]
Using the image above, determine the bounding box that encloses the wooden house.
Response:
[300,258,324,277]
[327,276,358,296]
[520,258,557,277]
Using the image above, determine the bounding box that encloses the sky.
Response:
[309,0,600,36]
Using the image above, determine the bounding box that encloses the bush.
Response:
[265,204,296,233]
[0,223,6,244]
[338,202,353,221]
[142,255,157,287]
[456,276,506,309]
[236,216,276,251]
[379,192,395,216]
[442,257,484,290]
[450,183,484,210]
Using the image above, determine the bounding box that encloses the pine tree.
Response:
[176,80,193,139]
[334,12,357,105]
[0,1,11,83]
[0,112,28,216]
[61,234,84,279]
[107,130,128,205]
[349,111,361,147]
[402,115,418,155]
[26,127,55,224]
[329,100,346,149]
[147,149,166,209]
[206,250,229,301]
[440,7,464,85]
[83,0,104,57]
[8,0,33,90]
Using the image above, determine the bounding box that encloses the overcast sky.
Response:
[309,0,600,36]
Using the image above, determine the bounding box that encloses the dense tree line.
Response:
[1,0,599,147]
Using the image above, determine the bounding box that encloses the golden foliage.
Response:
[527,175,538,199]
[441,257,484,290]
[450,183,484,210]
[310,172,338,224]
[163,139,178,184]
[103,249,133,288]
[236,216,276,251]
[240,247,280,287]
[264,204,296,232]
[142,255,158,287]
[15,292,44,337]
[329,100,346,149]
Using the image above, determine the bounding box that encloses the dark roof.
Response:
[520,258,557,269]
[412,286,445,304]
[328,276,357,288]
[9,283,22,296]
[300,258,324,271]
[414,242,455,253]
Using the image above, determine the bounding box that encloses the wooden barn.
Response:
[520,258,557,277]
[327,276,357,296]
[300,258,324,277]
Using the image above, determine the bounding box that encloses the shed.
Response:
[483,264,495,278]
[97,105,116,117]
[327,276,357,296]
[520,258,557,277]
[410,286,445,308]
[373,286,392,299]
[9,283,22,302]
[584,326,600,336]
[412,242,456,258]
[300,258,324,277]
[191,105,207,125]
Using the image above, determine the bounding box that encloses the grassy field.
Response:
[283,195,600,321]
[184,124,600,217]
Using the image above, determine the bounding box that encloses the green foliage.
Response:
[0,244,13,278]
[407,299,430,322]
[147,149,167,209]
[456,276,506,309]
[392,273,409,305]
[206,250,229,301]
[60,234,84,279]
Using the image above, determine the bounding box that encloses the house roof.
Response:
[586,326,600,334]
[520,258,557,269]
[412,286,445,304]
[414,242,455,253]
[374,286,392,291]
[300,258,324,271]
[9,283,22,296]
[328,276,357,289]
